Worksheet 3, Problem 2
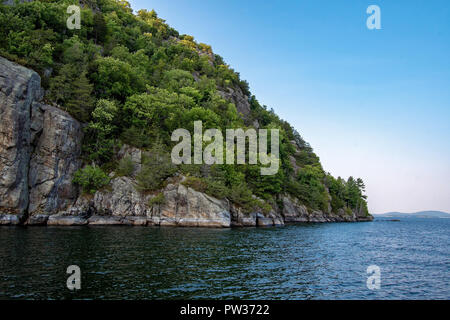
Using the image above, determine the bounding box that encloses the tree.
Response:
[73,165,110,194]
[48,65,95,122]
[161,69,194,91]
[83,99,118,163]
[325,174,346,212]
[135,142,176,191]
[94,56,145,100]
[345,177,362,209]
[296,165,328,211]
[92,13,107,44]
[356,178,366,195]
[65,71,95,122]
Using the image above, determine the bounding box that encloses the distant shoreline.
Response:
[372,211,450,219]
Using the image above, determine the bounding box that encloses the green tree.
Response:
[135,142,176,192]
[48,66,95,122]
[116,156,135,177]
[83,99,118,163]
[73,165,110,194]
[93,56,145,100]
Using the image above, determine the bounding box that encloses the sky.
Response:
[129,0,450,213]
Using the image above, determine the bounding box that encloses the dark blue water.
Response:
[0,218,448,299]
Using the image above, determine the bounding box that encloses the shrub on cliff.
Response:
[135,143,176,192]
[116,156,135,177]
[73,165,110,194]
[182,176,208,193]
[148,193,166,207]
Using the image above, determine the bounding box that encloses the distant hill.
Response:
[373,211,450,218]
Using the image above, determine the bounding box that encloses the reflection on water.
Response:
[0,218,449,299]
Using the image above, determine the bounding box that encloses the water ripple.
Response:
[0,218,449,299]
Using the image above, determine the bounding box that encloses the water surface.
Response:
[0,218,448,299]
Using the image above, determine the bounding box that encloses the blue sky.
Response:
[129,0,450,213]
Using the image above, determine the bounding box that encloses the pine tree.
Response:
[65,71,95,122]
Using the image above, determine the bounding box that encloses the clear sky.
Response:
[129,0,450,213]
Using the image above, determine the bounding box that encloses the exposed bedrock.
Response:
[0,56,82,224]
[28,104,83,216]
[0,56,41,221]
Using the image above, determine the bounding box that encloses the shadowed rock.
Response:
[0,56,83,224]
[0,56,42,222]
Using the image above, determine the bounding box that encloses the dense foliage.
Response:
[72,165,110,194]
[0,0,369,216]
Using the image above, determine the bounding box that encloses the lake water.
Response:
[0,218,448,299]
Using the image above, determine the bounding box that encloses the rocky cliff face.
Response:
[28,104,83,218]
[281,195,371,223]
[218,86,251,121]
[0,56,39,220]
[0,57,372,226]
[0,56,82,224]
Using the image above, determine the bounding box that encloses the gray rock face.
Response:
[28,105,83,215]
[88,215,126,225]
[0,56,83,224]
[0,214,20,225]
[352,205,373,221]
[230,206,257,227]
[66,174,285,228]
[25,214,49,225]
[71,176,151,218]
[0,56,42,221]
[282,196,310,222]
[117,144,142,175]
[281,195,372,223]
[218,86,252,122]
[65,178,233,227]
[47,215,88,226]
[3,0,33,5]
[154,183,231,227]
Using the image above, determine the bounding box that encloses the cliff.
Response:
[0,56,82,224]
[0,57,372,226]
